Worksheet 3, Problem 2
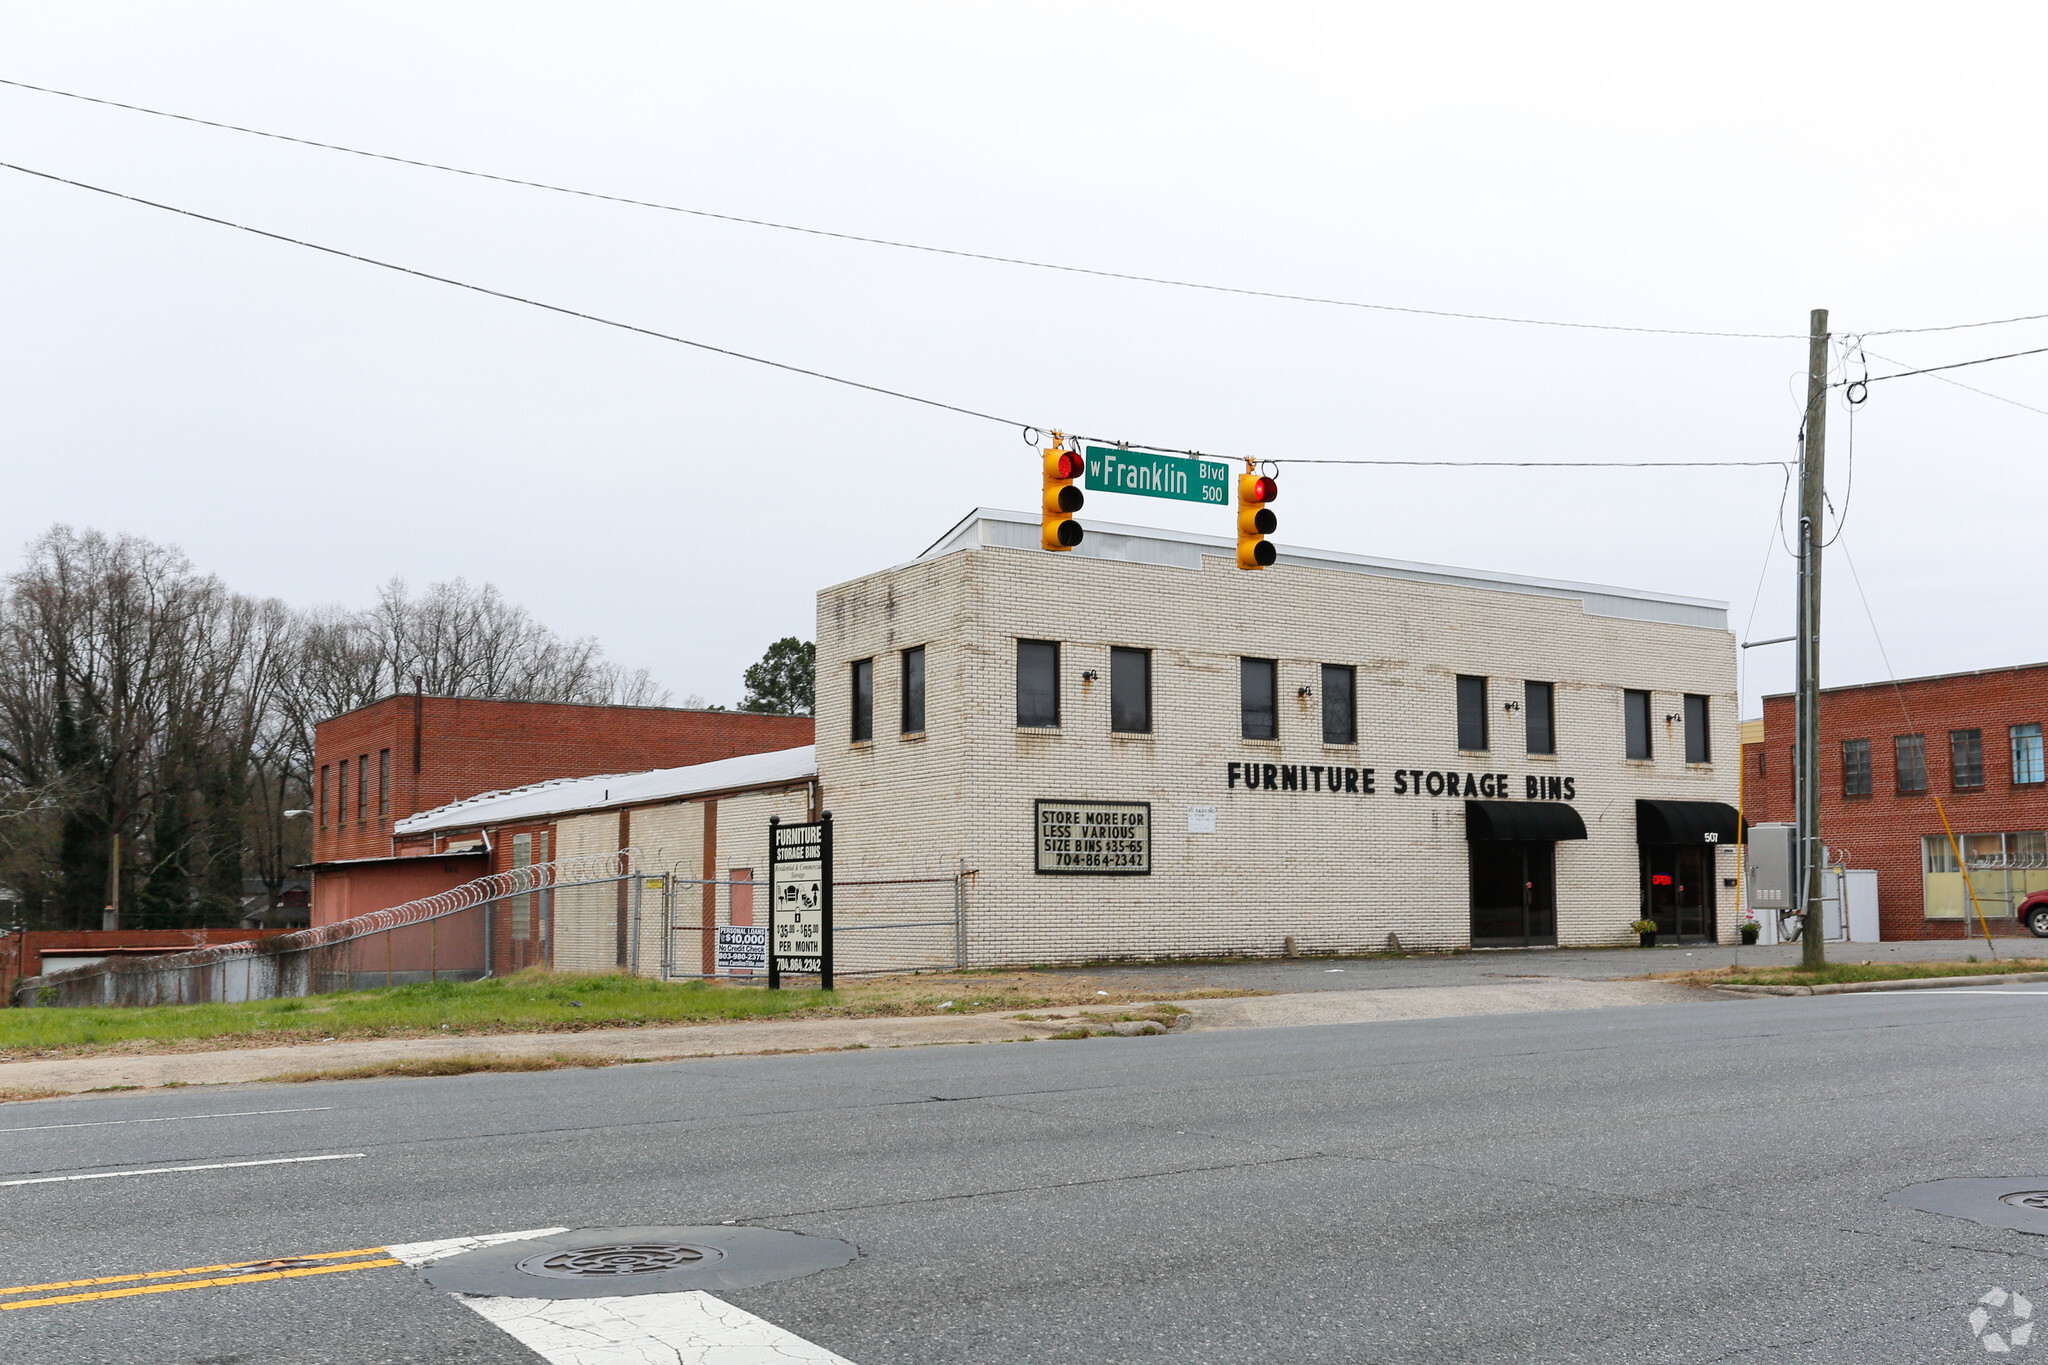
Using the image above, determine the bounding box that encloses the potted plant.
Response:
[1630,917,1659,947]
[1737,917,1761,945]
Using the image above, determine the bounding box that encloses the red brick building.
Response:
[1742,662,2048,940]
[310,695,813,925]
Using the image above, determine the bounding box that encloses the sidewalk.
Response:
[0,976,1701,1099]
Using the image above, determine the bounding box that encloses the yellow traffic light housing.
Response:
[1042,441,1084,551]
[1237,464,1277,569]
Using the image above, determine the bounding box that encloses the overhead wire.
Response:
[1861,346,2048,419]
[0,159,1038,432]
[1856,344,2048,385]
[0,74,1804,341]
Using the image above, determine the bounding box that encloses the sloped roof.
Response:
[394,745,817,835]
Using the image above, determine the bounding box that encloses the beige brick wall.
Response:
[817,537,1740,964]
[550,787,810,978]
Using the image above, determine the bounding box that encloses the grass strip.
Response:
[1673,958,2048,988]
[0,969,1255,1061]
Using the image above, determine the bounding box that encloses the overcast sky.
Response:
[4,3,2045,716]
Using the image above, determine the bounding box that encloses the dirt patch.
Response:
[263,1053,637,1083]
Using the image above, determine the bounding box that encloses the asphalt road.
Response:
[5,984,2048,1363]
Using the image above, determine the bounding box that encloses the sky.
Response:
[3,2,2045,715]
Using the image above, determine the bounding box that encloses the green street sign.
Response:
[1084,446,1231,506]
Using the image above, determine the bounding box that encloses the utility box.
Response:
[1842,868,1880,942]
[1747,823,1797,930]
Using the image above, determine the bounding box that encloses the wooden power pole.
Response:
[1797,308,1829,971]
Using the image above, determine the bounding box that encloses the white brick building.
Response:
[815,508,1742,964]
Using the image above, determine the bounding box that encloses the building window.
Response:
[900,647,925,735]
[1322,664,1356,746]
[1842,738,1872,797]
[2014,724,2045,785]
[1755,748,1766,778]
[337,759,348,827]
[1952,728,1985,789]
[378,749,391,817]
[1624,690,1652,760]
[851,659,874,742]
[1241,658,1277,741]
[1456,675,1488,751]
[1895,734,1927,793]
[1684,694,1710,764]
[1524,681,1554,756]
[357,754,368,821]
[1111,647,1151,734]
[319,765,329,828]
[1018,640,1060,728]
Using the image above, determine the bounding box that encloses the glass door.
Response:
[1643,846,1715,941]
[1470,842,1558,947]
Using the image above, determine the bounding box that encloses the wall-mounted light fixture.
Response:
[1503,701,1520,713]
[1080,670,1099,682]
[1665,712,1682,724]
[1297,686,1314,699]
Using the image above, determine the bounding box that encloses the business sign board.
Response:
[1083,446,1230,506]
[1034,800,1151,874]
[715,926,768,973]
[768,815,833,988]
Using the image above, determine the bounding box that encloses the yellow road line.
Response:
[1,1257,402,1310]
[0,1245,392,1296]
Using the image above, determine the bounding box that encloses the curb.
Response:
[1712,970,2048,998]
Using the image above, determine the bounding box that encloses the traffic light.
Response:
[1042,443,1084,551]
[1237,466,1277,569]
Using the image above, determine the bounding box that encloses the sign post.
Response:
[767,812,833,991]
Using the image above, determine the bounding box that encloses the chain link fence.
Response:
[658,865,972,981]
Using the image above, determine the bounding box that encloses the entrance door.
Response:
[1469,842,1558,947]
[1643,846,1715,941]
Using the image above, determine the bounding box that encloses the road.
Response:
[4,982,2048,1363]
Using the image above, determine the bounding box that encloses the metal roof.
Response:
[393,745,817,836]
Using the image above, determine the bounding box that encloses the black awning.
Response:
[1464,800,1589,842]
[1635,799,1744,846]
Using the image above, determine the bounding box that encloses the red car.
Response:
[2017,889,2048,938]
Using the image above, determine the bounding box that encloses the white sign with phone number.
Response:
[772,858,824,969]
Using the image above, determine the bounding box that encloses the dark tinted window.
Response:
[1951,728,1984,788]
[1895,734,1926,792]
[1525,681,1554,755]
[1684,694,1710,763]
[851,659,874,742]
[900,647,925,734]
[1241,658,1277,740]
[1624,690,1652,760]
[1842,738,1872,796]
[1322,664,1356,745]
[1017,640,1059,727]
[1111,647,1151,734]
[1457,675,1488,751]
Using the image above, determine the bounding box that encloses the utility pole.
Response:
[1796,308,1829,971]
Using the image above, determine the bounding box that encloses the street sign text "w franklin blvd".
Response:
[1084,446,1230,506]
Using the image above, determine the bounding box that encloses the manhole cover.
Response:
[418,1226,857,1300]
[1892,1179,2048,1236]
[517,1242,722,1279]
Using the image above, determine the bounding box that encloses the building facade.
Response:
[813,509,1742,964]
[1742,662,2048,940]
[309,694,813,925]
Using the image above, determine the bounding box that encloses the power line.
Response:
[1861,347,2048,418]
[1073,441,1790,469]
[0,159,1035,432]
[1859,343,2048,385]
[0,74,1804,341]
[1864,311,2048,337]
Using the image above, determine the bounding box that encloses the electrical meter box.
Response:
[1747,823,1796,914]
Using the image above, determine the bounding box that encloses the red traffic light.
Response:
[1246,475,1278,504]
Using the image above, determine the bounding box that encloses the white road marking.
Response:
[464,1290,858,1364]
[386,1228,569,1268]
[0,1153,364,1187]
[0,1106,334,1135]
